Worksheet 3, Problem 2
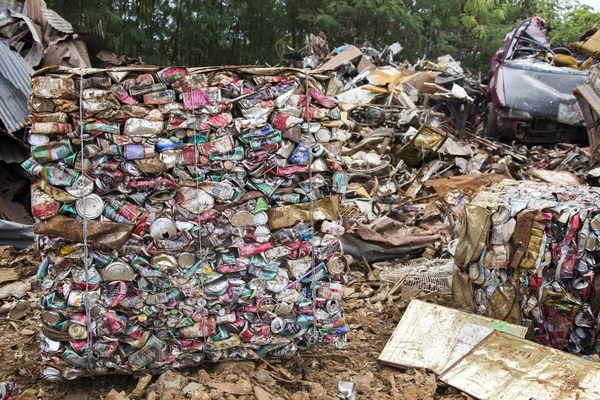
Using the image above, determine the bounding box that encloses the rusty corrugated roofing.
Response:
[0,42,33,133]
[41,7,73,33]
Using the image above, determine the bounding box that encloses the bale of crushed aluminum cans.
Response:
[23,64,350,379]
[453,179,600,355]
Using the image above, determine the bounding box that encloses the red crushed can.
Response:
[238,242,274,258]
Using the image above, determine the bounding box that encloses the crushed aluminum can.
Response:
[65,174,95,198]
[150,217,178,241]
[67,323,88,340]
[75,194,104,219]
[31,122,73,135]
[31,183,61,220]
[31,65,348,380]
[101,261,136,282]
[32,139,74,163]
[288,141,310,165]
[123,118,164,137]
[143,89,176,104]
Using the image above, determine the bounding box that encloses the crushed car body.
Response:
[488,17,588,143]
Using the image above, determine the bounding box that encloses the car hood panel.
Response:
[501,61,588,126]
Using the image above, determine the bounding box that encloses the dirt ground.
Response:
[0,247,467,400]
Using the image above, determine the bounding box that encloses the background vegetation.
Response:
[47,0,600,73]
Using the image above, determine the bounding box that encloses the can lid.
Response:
[315,128,331,143]
[270,317,285,334]
[196,297,207,308]
[574,277,590,290]
[253,211,269,226]
[310,143,325,158]
[231,166,248,178]
[254,225,271,239]
[327,255,347,275]
[31,164,43,176]
[150,217,177,240]
[28,133,50,146]
[231,210,254,227]
[41,310,62,326]
[102,261,135,281]
[75,194,104,219]
[68,323,88,340]
[117,182,132,194]
[326,299,342,314]
[152,254,178,271]
[173,129,187,139]
[178,252,196,268]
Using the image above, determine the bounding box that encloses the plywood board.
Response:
[378,299,527,374]
[440,331,600,400]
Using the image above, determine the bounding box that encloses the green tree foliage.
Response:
[45,0,600,73]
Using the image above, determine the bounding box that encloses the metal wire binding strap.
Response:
[190,100,208,356]
[79,73,94,373]
[304,69,318,345]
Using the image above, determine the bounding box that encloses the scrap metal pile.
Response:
[286,41,598,266]
[0,0,126,244]
[0,0,121,134]
[454,179,600,356]
[9,29,600,390]
[24,65,350,379]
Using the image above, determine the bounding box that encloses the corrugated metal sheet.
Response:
[22,0,42,24]
[89,20,105,38]
[0,220,33,249]
[378,300,527,375]
[41,7,73,33]
[0,0,23,13]
[0,42,33,133]
[575,80,600,167]
[440,331,600,399]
